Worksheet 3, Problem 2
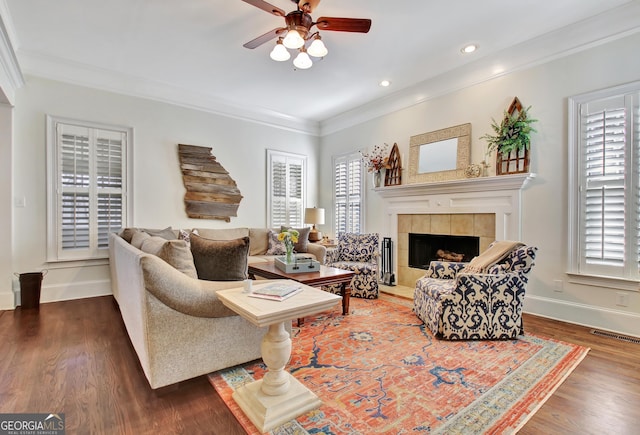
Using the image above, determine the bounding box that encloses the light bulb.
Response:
[293,50,313,69]
[307,37,328,58]
[270,41,290,61]
[282,29,305,49]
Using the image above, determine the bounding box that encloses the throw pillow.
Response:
[280,226,310,253]
[265,230,287,255]
[120,227,137,243]
[141,226,177,240]
[190,234,250,281]
[131,230,151,249]
[249,228,270,256]
[140,236,198,279]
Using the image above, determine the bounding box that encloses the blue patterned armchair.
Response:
[323,233,379,299]
[413,244,538,340]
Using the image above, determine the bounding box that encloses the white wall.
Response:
[4,76,319,307]
[319,33,640,337]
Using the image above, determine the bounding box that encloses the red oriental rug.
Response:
[208,296,589,434]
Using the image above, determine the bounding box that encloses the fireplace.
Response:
[409,233,480,269]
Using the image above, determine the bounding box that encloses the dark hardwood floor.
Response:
[1,296,638,434]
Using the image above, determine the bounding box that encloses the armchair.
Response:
[323,233,380,299]
[413,243,537,340]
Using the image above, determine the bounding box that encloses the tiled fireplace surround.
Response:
[375,173,534,288]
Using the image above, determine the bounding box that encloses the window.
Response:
[46,116,132,261]
[568,82,640,286]
[333,152,364,234]
[267,150,306,228]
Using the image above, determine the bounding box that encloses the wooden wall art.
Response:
[384,143,402,186]
[178,144,243,222]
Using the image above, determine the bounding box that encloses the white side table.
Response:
[217,282,341,432]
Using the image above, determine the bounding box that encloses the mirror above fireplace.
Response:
[408,123,471,183]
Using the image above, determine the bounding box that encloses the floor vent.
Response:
[590,329,640,344]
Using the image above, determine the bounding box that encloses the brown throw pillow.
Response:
[280,226,310,253]
[140,236,198,279]
[190,234,249,281]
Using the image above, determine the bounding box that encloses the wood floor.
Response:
[1,296,638,434]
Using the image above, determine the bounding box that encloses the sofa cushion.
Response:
[190,234,250,281]
[280,226,310,253]
[265,230,287,255]
[249,228,270,256]
[131,230,151,249]
[141,226,177,240]
[140,236,198,279]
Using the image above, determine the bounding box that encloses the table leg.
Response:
[340,282,351,315]
[232,321,322,432]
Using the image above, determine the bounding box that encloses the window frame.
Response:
[333,151,365,235]
[266,149,307,228]
[567,81,640,291]
[46,115,133,262]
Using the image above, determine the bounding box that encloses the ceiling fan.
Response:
[241,0,372,69]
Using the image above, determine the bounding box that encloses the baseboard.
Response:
[5,279,112,310]
[524,294,640,338]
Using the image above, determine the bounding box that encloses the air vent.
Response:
[590,329,640,344]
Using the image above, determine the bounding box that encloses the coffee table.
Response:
[217,284,341,432]
[248,262,355,316]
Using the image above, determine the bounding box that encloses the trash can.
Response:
[16,271,47,310]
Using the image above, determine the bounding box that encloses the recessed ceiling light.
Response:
[461,44,478,54]
[379,80,391,87]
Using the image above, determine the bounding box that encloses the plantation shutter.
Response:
[334,153,363,234]
[268,151,306,228]
[578,94,638,277]
[51,119,128,261]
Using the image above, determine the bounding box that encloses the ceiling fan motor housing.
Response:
[285,10,313,39]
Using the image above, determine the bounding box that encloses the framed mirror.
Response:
[408,123,471,183]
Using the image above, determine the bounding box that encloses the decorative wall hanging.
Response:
[480,97,537,175]
[178,144,243,222]
[408,123,471,183]
[384,143,402,186]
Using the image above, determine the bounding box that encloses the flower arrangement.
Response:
[278,229,299,262]
[361,143,391,173]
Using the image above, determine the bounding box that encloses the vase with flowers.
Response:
[361,143,391,188]
[277,229,299,264]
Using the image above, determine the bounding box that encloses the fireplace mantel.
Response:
[378,173,536,286]
[374,173,536,197]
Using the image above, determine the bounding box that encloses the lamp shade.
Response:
[304,207,325,225]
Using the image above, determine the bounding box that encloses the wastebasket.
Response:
[16,270,47,310]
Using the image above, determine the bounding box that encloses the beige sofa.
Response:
[109,231,276,390]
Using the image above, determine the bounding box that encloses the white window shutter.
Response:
[267,151,306,228]
[334,153,363,234]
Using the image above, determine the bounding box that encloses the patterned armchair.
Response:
[323,233,379,299]
[413,244,538,340]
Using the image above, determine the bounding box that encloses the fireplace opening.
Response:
[409,233,480,270]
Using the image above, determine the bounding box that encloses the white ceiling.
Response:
[3,0,640,134]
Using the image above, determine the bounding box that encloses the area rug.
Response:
[208,296,589,434]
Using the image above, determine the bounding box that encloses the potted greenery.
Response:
[480,99,537,175]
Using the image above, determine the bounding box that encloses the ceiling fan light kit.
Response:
[242,0,371,70]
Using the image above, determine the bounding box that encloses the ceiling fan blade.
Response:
[243,27,285,49]
[315,17,372,33]
[241,0,285,17]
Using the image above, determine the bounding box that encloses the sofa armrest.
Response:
[306,242,327,264]
[425,261,468,279]
[140,255,246,318]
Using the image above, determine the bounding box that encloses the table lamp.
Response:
[304,207,325,242]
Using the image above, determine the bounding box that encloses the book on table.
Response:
[248,282,303,301]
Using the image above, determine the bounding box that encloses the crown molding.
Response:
[319,1,640,136]
[0,1,24,105]
[17,50,321,136]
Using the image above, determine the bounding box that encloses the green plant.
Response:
[480,106,537,155]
